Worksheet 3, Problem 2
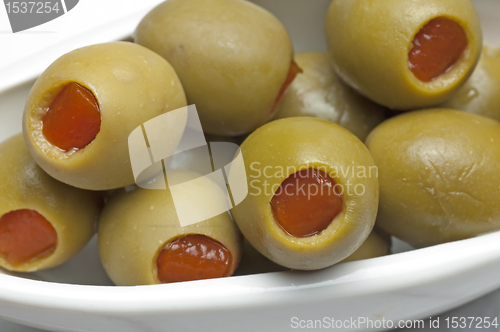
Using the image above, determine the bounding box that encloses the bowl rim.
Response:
[1,231,500,314]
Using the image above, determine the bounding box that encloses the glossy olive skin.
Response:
[366,109,500,248]
[230,117,378,270]
[0,134,98,272]
[135,0,293,136]
[23,42,187,190]
[442,47,500,121]
[274,53,385,141]
[98,172,242,286]
[341,228,391,263]
[325,0,482,110]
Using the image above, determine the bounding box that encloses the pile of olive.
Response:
[1,0,499,286]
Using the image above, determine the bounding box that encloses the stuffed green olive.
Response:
[0,134,99,272]
[325,0,482,110]
[230,117,378,270]
[98,172,242,286]
[23,42,187,190]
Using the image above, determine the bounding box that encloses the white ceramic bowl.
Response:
[0,0,500,331]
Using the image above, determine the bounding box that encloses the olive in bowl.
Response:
[23,42,187,190]
[230,117,379,270]
[274,52,386,141]
[98,172,242,286]
[442,46,500,121]
[0,134,99,272]
[366,109,500,248]
[341,228,391,263]
[325,0,482,110]
[135,0,299,136]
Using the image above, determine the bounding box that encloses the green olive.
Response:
[341,228,391,263]
[366,109,500,248]
[23,42,187,191]
[98,172,242,286]
[135,0,294,136]
[0,134,98,272]
[325,0,482,110]
[230,117,378,270]
[274,53,386,141]
[442,46,500,121]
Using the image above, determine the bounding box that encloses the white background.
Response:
[0,0,165,91]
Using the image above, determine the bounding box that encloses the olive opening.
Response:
[271,60,303,113]
[42,82,101,152]
[156,234,231,283]
[0,209,57,266]
[408,17,468,82]
[270,168,343,238]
